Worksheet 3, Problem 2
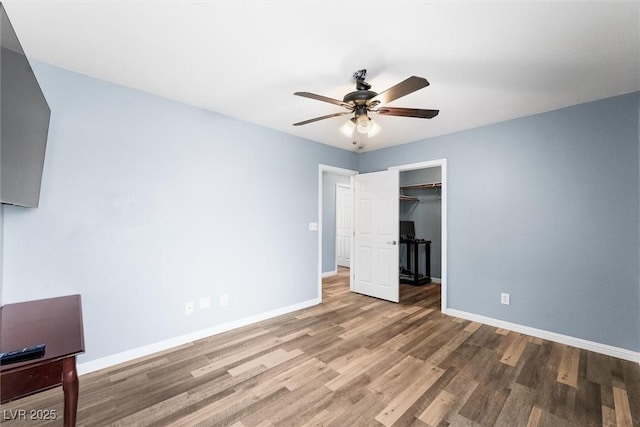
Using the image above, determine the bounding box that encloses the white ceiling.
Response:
[3,1,639,152]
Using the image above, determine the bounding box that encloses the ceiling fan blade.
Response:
[294,92,353,108]
[293,111,352,126]
[374,107,439,119]
[368,76,430,106]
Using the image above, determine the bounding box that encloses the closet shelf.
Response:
[400,181,441,202]
[400,182,442,190]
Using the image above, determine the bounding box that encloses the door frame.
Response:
[389,159,448,314]
[335,183,352,269]
[318,164,358,302]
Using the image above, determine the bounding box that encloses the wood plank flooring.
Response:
[2,268,638,426]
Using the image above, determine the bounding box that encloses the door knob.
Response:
[387,240,397,245]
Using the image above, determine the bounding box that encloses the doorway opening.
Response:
[317,164,358,303]
[390,159,447,313]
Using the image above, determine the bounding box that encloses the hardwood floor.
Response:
[2,268,638,426]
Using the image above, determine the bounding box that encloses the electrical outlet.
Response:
[199,296,211,310]
[500,293,510,305]
[220,294,228,307]
[185,301,194,315]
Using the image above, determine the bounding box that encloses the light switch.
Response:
[308,222,318,231]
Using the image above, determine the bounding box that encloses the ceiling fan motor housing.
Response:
[343,90,377,106]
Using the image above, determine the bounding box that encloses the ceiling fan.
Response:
[293,69,439,138]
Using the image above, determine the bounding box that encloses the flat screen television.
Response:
[1,3,50,208]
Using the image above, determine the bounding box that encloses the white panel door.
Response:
[336,184,352,268]
[353,170,399,302]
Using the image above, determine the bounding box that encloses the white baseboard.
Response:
[430,277,442,284]
[322,270,337,278]
[77,297,321,376]
[446,308,640,364]
[77,299,639,376]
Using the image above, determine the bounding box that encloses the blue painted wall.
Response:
[359,92,640,352]
[2,61,358,363]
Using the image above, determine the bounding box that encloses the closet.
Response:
[399,167,442,284]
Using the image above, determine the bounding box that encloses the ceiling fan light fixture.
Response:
[356,115,371,134]
[367,120,381,137]
[354,115,381,137]
[340,118,356,137]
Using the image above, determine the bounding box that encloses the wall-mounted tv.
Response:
[1,3,50,208]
